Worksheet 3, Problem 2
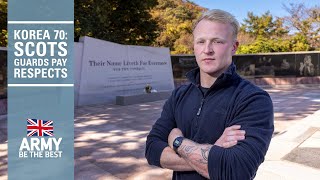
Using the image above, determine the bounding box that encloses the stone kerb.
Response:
[115,91,171,105]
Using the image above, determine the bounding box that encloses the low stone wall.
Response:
[172,52,320,79]
[174,76,320,87]
[247,76,320,86]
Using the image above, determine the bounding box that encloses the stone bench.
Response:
[116,91,172,106]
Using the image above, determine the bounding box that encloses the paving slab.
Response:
[75,158,120,180]
[255,161,320,180]
[282,130,320,169]
[0,86,319,179]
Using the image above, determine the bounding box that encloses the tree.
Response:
[289,33,310,51]
[283,3,320,50]
[0,0,7,47]
[241,11,288,39]
[237,36,291,54]
[237,31,255,46]
[151,0,205,54]
[75,0,159,46]
[238,11,290,54]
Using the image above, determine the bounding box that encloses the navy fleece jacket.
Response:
[145,63,274,179]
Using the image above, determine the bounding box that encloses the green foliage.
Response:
[75,0,159,46]
[0,0,317,54]
[289,33,310,51]
[151,0,205,54]
[0,0,7,47]
[238,11,290,54]
[237,6,318,54]
[237,33,312,54]
[241,11,288,39]
[237,37,290,54]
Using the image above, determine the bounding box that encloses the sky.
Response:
[191,0,319,24]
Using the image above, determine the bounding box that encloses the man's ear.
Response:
[232,41,239,55]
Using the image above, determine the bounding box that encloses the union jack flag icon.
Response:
[27,119,54,137]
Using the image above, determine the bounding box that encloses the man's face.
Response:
[193,20,238,77]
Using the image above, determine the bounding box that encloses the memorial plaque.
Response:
[76,36,174,106]
[234,55,257,76]
[271,54,296,76]
[171,55,197,79]
[254,55,275,76]
[295,53,319,76]
[172,52,319,79]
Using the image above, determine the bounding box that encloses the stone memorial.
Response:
[75,36,174,106]
[172,52,320,79]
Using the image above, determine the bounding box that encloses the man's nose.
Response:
[203,43,214,54]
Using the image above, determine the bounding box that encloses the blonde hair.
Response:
[193,9,240,39]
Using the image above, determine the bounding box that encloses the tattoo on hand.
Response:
[180,145,198,157]
[200,147,210,162]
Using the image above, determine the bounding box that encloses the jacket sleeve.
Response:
[145,89,177,167]
[208,91,274,179]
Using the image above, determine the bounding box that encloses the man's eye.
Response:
[197,41,204,44]
[214,41,223,44]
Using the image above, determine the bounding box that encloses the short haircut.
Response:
[193,9,240,39]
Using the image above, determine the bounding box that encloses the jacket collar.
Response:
[185,62,238,88]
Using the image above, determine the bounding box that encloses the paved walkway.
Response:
[0,86,319,179]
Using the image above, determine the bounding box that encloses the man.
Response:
[145,9,274,180]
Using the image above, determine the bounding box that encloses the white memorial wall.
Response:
[74,36,174,106]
